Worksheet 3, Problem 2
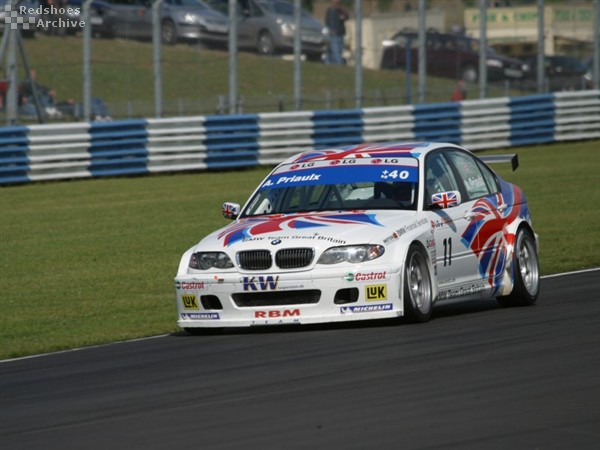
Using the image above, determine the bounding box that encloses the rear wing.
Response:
[479,154,519,172]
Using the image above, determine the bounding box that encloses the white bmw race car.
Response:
[175,142,540,331]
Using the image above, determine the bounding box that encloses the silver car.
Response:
[207,0,328,61]
[95,0,229,45]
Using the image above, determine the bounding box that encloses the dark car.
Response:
[91,0,229,45]
[524,55,592,91]
[207,0,328,60]
[381,30,528,83]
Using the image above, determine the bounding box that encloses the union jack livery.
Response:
[175,142,539,332]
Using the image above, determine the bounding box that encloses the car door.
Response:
[444,149,505,292]
[425,151,479,291]
[237,0,268,49]
[108,0,144,38]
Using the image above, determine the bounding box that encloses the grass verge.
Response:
[1,140,599,359]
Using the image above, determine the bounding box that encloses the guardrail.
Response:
[1,90,599,185]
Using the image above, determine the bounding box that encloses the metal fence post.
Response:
[479,0,487,99]
[6,28,17,125]
[82,0,92,121]
[228,0,238,114]
[354,0,363,109]
[417,0,426,103]
[152,0,163,118]
[594,0,599,90]
[537,0,545,93]
[293,0,301,111]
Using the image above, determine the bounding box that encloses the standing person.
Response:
[325,0,349,65]
[451,80,467,102]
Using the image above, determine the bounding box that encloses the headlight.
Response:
[280,22,295,36]
[189,252,234,270]
[486,59,504,68]
[182,13,197,23]
[318,245,385,265]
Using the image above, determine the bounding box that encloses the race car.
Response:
[174,142,540,331]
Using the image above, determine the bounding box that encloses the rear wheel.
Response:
[403,244,433,322]
[257,30,274,55]
[497,229,540,307]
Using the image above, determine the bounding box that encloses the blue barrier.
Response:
[1,91,599,185]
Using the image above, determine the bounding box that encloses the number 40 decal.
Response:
[443,238,452,266]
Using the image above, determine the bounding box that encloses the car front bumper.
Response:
[175,263,403,328]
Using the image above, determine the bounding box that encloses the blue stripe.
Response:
[509,94,555,146]
[312,109,364,148]
[413,102,461,143]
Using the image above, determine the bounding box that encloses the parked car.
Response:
[91,0,229,45]
[0,0,40,38]
[206,0,328,60]
[175,142,540,332]
[381,30,529,83]
[523,55,592,91]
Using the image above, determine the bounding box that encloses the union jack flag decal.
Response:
[432,191,459,209]
[293,142,424,163]
[218,212,382,246]
[222,202,239,219]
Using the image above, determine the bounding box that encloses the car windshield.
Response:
[257,0,311,18]
[168,0,209,9]
[241,157,420,217]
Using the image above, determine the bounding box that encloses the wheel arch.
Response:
[394,234,439,307]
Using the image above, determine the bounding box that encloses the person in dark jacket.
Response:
[324,0,349,65]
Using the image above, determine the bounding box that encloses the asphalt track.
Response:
[1,269,599,450]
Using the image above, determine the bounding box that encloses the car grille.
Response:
[232,290,321,307]
[275,248,314,269]
[237,248,314,270]
[238,250,271,270]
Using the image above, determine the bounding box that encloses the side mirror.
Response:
[222,202,240,220]
[429,191,461,209]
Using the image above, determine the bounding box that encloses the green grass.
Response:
[1,140,599,359]
[6,34,518,118]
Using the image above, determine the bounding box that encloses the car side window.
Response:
[446,150,491,201]
[424,153,460,206]
[476,159,499,194]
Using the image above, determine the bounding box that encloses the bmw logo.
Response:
[271,239,282,245]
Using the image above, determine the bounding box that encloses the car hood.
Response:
[274,14,322,31]
[194,210,426,253]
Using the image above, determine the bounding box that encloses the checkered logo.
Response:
[4,5,37,30]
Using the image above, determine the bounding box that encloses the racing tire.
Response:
[497,229,540,307]
[257,31,275,55]
[403,244,433,323]
[161,20,177,45]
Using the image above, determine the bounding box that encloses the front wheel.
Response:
[461,65,478,82]
[497,229,540,307]
[403,244,433,322]
[161,20,177,45]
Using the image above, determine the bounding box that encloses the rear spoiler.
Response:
[479,154,519,172]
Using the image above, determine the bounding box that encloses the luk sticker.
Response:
[365,284,387,301]
[182,294,199,310]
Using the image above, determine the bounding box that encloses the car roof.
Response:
[279,142,462,166]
